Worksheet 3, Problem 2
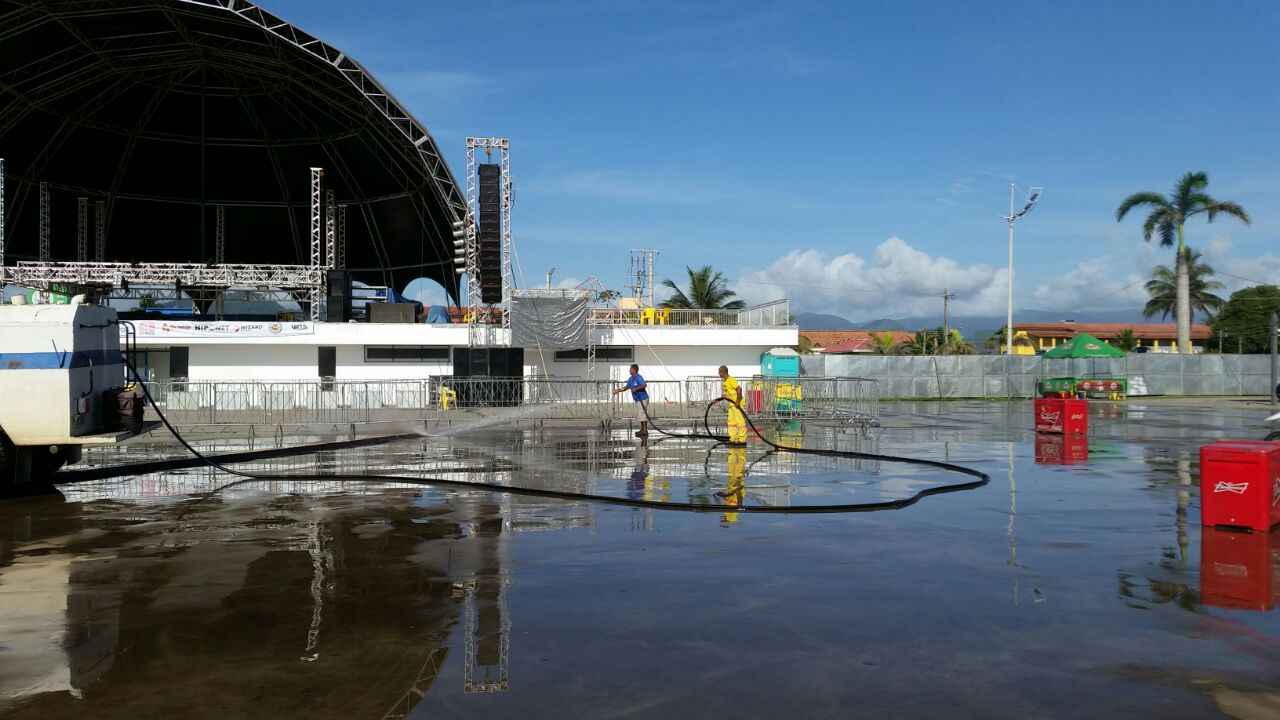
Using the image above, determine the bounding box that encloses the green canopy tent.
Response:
[1041,333,1126,359]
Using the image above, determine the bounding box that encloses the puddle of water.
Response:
[1,400,1278,718]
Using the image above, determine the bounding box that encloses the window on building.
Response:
[169,346,189,391]
[363,346,452,363]
[319,346,336,390]
[553,347,634,362]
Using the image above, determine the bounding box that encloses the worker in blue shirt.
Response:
[613,363,649,438]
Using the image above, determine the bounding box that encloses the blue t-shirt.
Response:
[625,374,649,402]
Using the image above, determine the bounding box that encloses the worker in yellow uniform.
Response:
[718,365,747,445]
[720,445,748,525]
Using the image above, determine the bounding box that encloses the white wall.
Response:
[135,321,796,383]
[185,344,453,381]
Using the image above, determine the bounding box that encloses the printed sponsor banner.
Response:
[134,320,314,338]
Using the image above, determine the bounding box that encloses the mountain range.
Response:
[796,308,1157,339]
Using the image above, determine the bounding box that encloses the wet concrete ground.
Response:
[3,399,1280,719]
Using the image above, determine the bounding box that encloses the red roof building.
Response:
[801,330,915,354]
[1014,322,1211,352]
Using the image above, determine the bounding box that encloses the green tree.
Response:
[797,335,815,354]
[660,265,745,310]
[900,328,946,355]
[1142,248,1225,322]
[1113,328,1138,352]
[1117,171,1250,353]
[1210,286,1280,354]
[138,294,156,310]
[985,326,1011,353]
[872,332,899,355]
[942,329,975,355]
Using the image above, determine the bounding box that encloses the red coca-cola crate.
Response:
[1034,433,1089,465]
[1033,397,1088,435]
[1200,526,1280,611]
[1199,441,1280,531]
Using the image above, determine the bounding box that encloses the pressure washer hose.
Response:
[111,364,989,514]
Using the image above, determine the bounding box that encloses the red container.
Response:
[1034,433,1089,465]
[1199,441,1280,531]
[1034,398,1088,435]
[1200,526,1280,611]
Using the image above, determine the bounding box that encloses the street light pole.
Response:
[1007,184,1014,357]
[1002,184,1042,357]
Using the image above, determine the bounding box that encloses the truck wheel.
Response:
[0,430,14,486]
[32,445,77,478]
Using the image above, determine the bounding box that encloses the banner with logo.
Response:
[134,321,315,338]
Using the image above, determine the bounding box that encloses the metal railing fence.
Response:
[139,374,877,427]
[588,299,791,328]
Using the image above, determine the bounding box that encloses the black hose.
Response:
[120,365,989,514]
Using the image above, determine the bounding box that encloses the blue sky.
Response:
[267,0,1280,321]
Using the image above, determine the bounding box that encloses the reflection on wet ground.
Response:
[3,399,1280,718]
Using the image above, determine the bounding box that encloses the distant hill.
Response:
[794,312,857,329]
[799,307,1154,338]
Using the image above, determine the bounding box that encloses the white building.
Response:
[127,309,798,386]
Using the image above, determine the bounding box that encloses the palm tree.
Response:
[1114,328,1138,352]
[1143,248,1225,322]
[872,332,899,355]
[660,265,745,310]
[898,331,931,355]
[942,329,975,355]
[1117,172,1249,352]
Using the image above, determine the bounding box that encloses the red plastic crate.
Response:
[1034,398,1087,435]
[1199,441,1280,531]
[1034,433,1089,465]
[1200,526,1280,611]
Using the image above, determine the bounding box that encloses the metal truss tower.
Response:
[309,167,323,320]
[0,158,6,271]
[93,200,105,261]
[215,205,225,264]
[77,198,88,261]
[335,204,347,270]
[325,189,336,270]
[464,136,513,346]
[38,182,50,262]
[462,577,511,694]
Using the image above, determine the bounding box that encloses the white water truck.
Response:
[0,298,149,490]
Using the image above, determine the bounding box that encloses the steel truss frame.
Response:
[93,200,105,261]
[464,137,512,347]
[462,577,511,694]
[2,1,470,299]
[77,197,88,261]
[0,158,5,270]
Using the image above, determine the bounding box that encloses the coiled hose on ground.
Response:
[74,367,990,514]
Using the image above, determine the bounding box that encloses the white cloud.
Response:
[734,236,1008,320]
[1198,233,1280,293]
[1028,259,1147,311]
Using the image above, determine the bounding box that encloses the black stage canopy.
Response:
[0,0,464,300]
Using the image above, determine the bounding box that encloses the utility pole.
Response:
[942,288,955,354]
